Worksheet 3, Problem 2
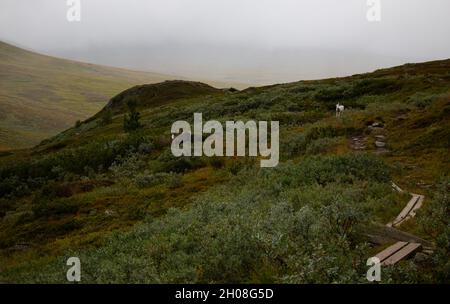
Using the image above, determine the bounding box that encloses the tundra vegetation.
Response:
[0,59,449,283]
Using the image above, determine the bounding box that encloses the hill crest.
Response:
[102,80,224,114]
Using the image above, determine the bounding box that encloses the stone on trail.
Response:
[375,141,386,148]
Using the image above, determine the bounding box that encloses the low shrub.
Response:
[305,137,340,155]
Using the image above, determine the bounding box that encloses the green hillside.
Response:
[0,42,244,151]
[0,59,449,283]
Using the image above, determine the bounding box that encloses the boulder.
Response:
[375,141,386,148]
[372,122,384,128]
[414,252,430,264]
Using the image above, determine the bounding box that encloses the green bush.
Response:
[305,137,340,155]
[134,172,181,188]
[32,198,80,219]
[305,125,356,143]
[281,133,306,157]
[2,153,394,283]
[0,134,151,198]
[157,149,207,173]
[110,153,147,178]
[417,178,450,283]
[350,78,401,97]
[101,109,113,125]
[208,157,225,169]
[274,154,391,187]
[123,99,142,132]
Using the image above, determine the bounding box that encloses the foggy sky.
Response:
[1,0,449,85]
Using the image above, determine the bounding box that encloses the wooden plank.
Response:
[397,195,419,219]
[409,195,424,217]
[392,195,422,226]
[375,241,408,263]
[382,243,422,266]
[389,194,423,227]
[391,182,404,193]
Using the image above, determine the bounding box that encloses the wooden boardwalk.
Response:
[373,183,428,266]
[387,192,424,228]
[375,241,422,266]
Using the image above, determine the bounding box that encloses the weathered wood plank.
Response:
[388,194,424,227]
[382,243,422,266]
[409,195,424,218]
[396,195,419,220]
[375,241,408,263]
[391,182,404,193]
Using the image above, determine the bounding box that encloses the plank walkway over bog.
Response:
[375,241,422,266]
[372,183,428,266]
[387,193,424,227]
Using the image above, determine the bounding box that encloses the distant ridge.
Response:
[0,42,244,150]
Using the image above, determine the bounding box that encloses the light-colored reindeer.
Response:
[336,103,345,117]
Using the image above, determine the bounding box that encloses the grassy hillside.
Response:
[0,42,244,151]
[0,59,449,283]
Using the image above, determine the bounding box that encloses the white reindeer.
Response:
[336,103,345,117]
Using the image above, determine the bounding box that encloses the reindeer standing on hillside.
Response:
[336,103,345,117]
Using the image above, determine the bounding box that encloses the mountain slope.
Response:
[0,42,244,151]
[0,41,179,150]
[0,59,449,283]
